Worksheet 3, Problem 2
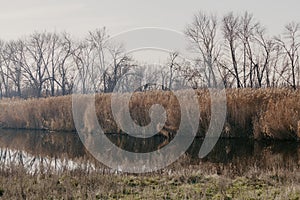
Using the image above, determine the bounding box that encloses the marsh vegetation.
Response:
[0,89,300,140]
[0,130,299,199]
[0,9,299,199]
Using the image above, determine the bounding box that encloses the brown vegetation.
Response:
[0,96,74,131]
[0,89,299,140]
[0,154,299,199]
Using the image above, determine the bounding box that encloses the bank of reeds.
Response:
[0,89,299,140]
[0,96,74,131]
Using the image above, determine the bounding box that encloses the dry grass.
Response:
[0,89,300,140]
[0,96,74,131]
[0,154,299,199]
[253,90,300,139]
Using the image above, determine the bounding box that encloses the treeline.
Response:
[0,27,133,98]
[0,11,299,98]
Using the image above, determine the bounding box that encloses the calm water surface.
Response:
[0,129,299,172]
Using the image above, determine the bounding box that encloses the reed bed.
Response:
[0,89,299,140]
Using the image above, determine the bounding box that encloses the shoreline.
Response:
[1,128,300,143]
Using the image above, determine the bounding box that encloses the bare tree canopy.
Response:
[0,12,299,98]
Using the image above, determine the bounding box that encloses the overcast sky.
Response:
[0,0,299,40]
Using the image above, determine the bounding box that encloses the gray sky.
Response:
[0,0,299,40]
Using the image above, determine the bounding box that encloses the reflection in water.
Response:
[0,130,85,158]
[0,130,96,173]
[0,129,299,172]
[0,148,95,173]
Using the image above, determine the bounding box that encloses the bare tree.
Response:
[88,28,109,92]
[72,40,96,94]
[222,12,242,88]
[104,43,131,93]
[252,25,277,87]
[275,22,300,89]
[173,59,202,88]
[18,32,56,97]
[0,40,10,97]
[48,33,74,96]
[1,40,24,97]
[238,12,260,87]
[166,52,180,90]
[185,12,219,87]
[44,33,60,96]
[73,28,132,94]
[58,33,74,95]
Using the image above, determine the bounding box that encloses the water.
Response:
[0,129,299,172]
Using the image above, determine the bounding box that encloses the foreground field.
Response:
[0,89,299,140]
[0,159,299,199]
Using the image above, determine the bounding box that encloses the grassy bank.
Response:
[0,89,299,140]
[0,156,299,199]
